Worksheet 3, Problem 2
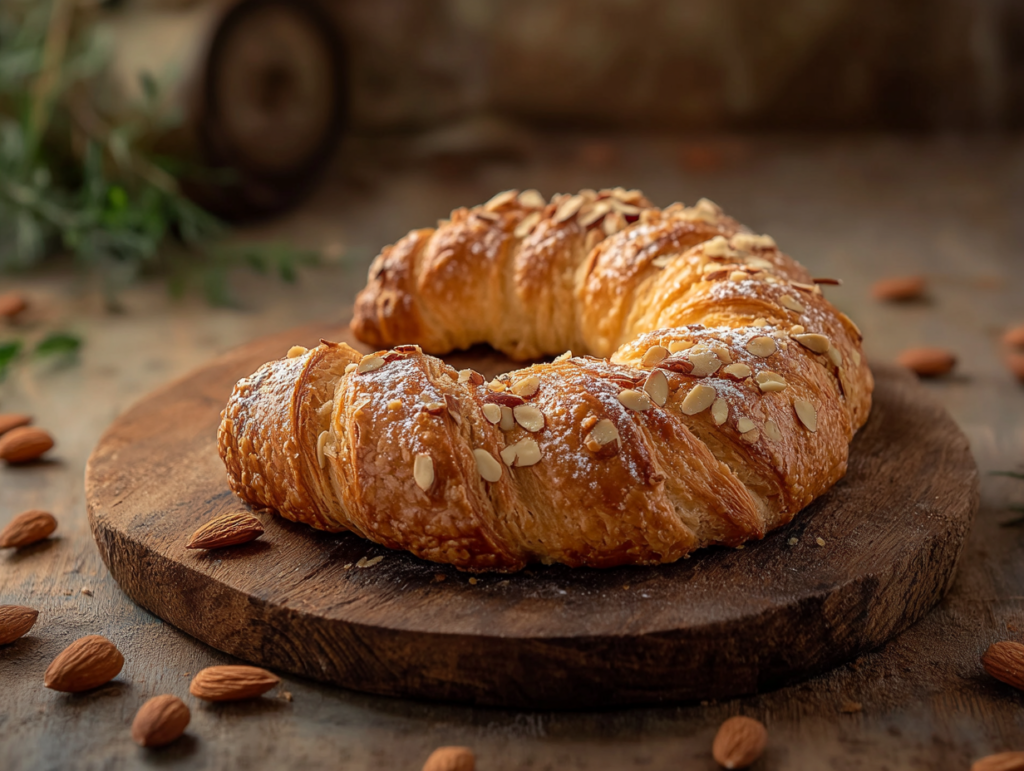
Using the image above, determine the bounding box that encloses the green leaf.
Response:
[34,332,81,357]
[0,339,22,378]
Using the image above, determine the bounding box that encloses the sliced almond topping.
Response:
[287,345,308,359]
[746,336,777,357]
[794,400,818,432]
[779,294,805,313]
[514,211,542,239]
[840,311,863,340]
[756,370,788,393]
[473,449,502,482]
[736,417,756,434]
[316,431,330,469]
[792,333,831,354]
[584,419,620,452]
[513,404,545,432]
[689,349,722,377]
[748,257,775,270]
[353,397,371,416]
[729,270,750,282]
[702,235,730,257]
[651,255,674,268]
[711,398,729,425]
[423,402,446,415]
[730,232,776,251]
[484,189,518,211]
[518,189,546,208]
[345,362,357,374]
[618,389,652,412]
[740,428,760,443]
[643,370,669,407]
[722,362,752,379]
[852,349,862,366]
[827,345,843,367]
[709,344,733,364]
[668,339,694,353]
[387,399,402,411]
[585,228,603,251]
[752,317,768,327]
[499,444,518,466]
[487,379,507,392]
[578,201,611,227]
[482,404,502,424]
[642,345,669,367]
[444,394,462,424]
[413,454,434,491]
[512,437,542,467]
[681,384,716,415]
[499,405,515,432]
[357,355,385,373]
[554,350,573,363]
[511,375,540,397]
[474,210,500,222]
[603,211,626,235]
[764,420,782,441]
[790,324,806,335]
[610,199,641,216]
[553,195,585,224]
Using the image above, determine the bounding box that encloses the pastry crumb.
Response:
[280,691,293,702]
[788,537,799,546]
[356,556,384,568]
[432,574,446,582]
[468,577,478,585]
[816,537,826,547]
[80,588,93,596]
[840,700,862,713]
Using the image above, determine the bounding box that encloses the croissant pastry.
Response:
[218,189,872,571]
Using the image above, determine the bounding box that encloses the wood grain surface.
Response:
[84,322,978,708]
[2,136,1024,770]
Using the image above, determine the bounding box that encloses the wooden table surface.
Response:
[2,134,1023,770]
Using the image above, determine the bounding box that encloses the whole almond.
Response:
[189,665,279,701]
[1003,325,1024,349]
[186,511,264,550]
[422,746,475,771]
[44,635,124,692]
[0,413,31,436]
[0,426,54,463]
[972,752,1024,771]
[871,275,926,301]
[0,292,27,318]
[131,694,191,748]
[982,640,1024,691]
[0,605,39,644]
[712,716,767,769]
[896,347,956,377]
[0,509,57,548]
[1006,352,1024,384]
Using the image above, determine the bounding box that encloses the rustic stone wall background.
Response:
[327,0,1024,132]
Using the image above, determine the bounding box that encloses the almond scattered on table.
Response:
[0,509,57,548]
[896,347,957,377]
[0,426,54,463]
[44,635,124,692]
[1006,352,1024,384]
[982,640,1024,692]
[186,511,264,550]
[0,413,31,436]
[0,605,39,644]
[422,746,475,771]
[871,275,926,301]
[1003,325,1024,349]
[0,292,27,318]
[189,665,279,701]
[131,694,191,748]
[712,716,768,769]
[971,751,1024,771]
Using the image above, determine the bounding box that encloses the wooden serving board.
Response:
[85,322,979,709]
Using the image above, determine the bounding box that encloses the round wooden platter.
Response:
[85,322,979,709]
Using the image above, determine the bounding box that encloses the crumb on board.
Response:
[356,556,384,569]
[280,691,293,702]
[468,577,478,585]
[80,588,93,596]
[788,536,799,546]
[816,537,826,547]
[432,574,446,583]
[840,701,863,714]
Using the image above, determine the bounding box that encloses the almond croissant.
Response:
[218,189,872,571]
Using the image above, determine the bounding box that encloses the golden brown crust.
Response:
[220,189,873,571]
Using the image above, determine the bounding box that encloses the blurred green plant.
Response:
[0,331,82,380]
[0,0,317,308]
